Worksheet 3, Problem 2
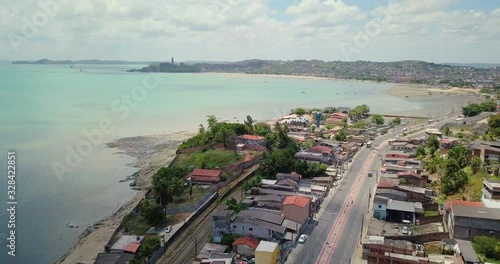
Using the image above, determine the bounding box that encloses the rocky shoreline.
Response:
[57,132,193,264]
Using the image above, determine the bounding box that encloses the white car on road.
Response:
[298,234,308,244]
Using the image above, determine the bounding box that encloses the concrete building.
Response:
[212,208,301,243]
[282,195,311,225]
[386,199,424,224]
[109,235,144,254]
[482,179,500,200]
[255,241,280,264]
[468,140,500,162]
[361,236,420,261]
[455,239,481,264]
[448,204,500,240]
[294,151,333,164]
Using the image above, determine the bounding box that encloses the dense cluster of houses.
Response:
[362,130,500,264]
[204,169,336,264]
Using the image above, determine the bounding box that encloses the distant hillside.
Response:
[12,59,156,65]
[443,63,500,69]
[131,60,500,88]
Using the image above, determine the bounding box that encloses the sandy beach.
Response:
[385,84,486,97]
[57,132,193,264]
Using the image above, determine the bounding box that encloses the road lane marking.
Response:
[315,152,376,264]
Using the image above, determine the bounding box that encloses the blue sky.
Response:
[1,0,499,63]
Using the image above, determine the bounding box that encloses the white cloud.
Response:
[286,0,366,27]
[0,0,499,63]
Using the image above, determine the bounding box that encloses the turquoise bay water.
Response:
[0,63,425,264]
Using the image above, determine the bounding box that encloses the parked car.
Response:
[368,171,373,177]
[165,225,173,233]
[298,234,308,244]
[402,225,409,234]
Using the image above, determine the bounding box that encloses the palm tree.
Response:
[152,175,174,213]
[169,178,185,198]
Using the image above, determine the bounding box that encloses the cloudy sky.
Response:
[1,0,499,63]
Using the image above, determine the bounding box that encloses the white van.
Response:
[402,219,411,225]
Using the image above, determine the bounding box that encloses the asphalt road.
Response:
[290,114,459,264]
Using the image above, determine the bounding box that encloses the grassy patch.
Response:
[175,149,242,169]
[165,185,211,208]
[424,210,439,217]
[438,167,500,202]
[424,242,443,255]
[121,213,151,235]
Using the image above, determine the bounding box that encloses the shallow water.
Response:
[0,62,464,263]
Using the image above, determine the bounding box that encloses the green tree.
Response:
[341,118,348,129]
[480,100,497,112]
[441,159,469,195]
[473,236,499,259]
[141,200,165,229]
[488,113,500,129]
[139,236,161,258]
[225,198,244,213]
[392,116,401,125]
[351,120,368,129]
[349,104,370,121]
[425,156,445,174]
[169,177,185,198]
[470,156,483,174]
[416,146,426,159]
[152,176,174,213]
[244,115,255,134]
[295,107,306,116]
[426,135,440,150]
[371,114,385,125]
[447,145,469,169]
[335,130,347,141]
[441,126,452,137]
[463,103,482,117]
[207,115,218,129]
[254,122,272,137]
[221,234,239,246]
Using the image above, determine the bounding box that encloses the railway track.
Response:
[158,165,258,264]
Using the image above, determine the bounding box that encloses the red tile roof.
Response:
[283,195,310,208]
[239,134,265,141]
[190,169,222,178]
[445,200,484,211]
[232,236,260,249]
[309,146,334,154]
[124,242,141,253]
[378,181,395,188]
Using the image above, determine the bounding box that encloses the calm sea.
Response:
[0,62,430,263]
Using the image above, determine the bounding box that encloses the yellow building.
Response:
[255,241,280,264]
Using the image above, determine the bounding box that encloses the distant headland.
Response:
[11,59,157,65]
[11,58,500,88]
[130,59,500,88]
